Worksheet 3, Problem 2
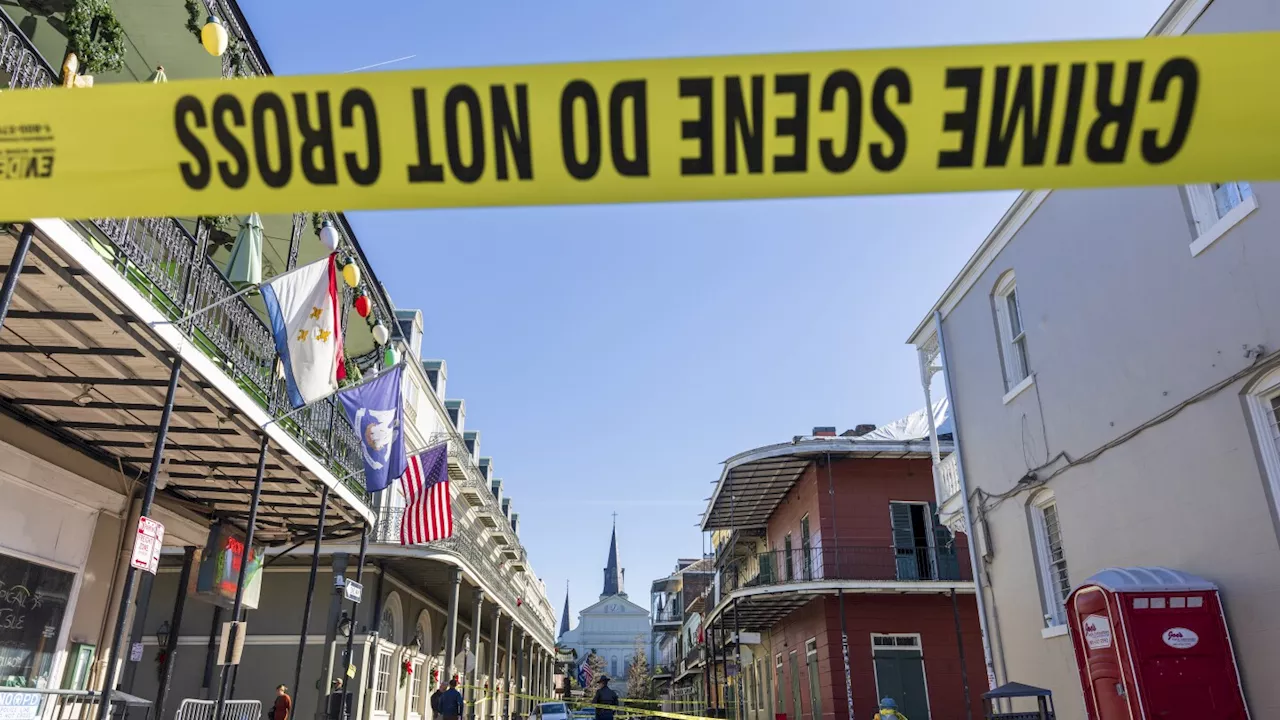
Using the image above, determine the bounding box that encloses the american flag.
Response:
[578,655,594,688]
[398,443,451,544]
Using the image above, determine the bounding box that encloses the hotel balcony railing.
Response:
[0,7,405,506]
[936,453,962,503]
[375,506,554,649]
[719,545,971,595]
[653,608,683,625]
[682,645,703,669]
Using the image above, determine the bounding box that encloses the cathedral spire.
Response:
[602,515,622,598]
[559,581,571,639]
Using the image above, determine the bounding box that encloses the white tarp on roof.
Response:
[854,398,952,442]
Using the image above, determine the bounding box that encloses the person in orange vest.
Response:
[872,697,905,720]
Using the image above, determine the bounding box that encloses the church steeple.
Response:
[602,514,622,598]
[559,582,571,639]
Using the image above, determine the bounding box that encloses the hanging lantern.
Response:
[201,16,229,57]
[319,219,340,252]
[371,321,389,345]
[354,293,371,318]
[341,259,361,288]
[384,345,399,367]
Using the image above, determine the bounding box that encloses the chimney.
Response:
[478,457,493,483]
[422,360,447,398]
[445,399,465,432]
[812,426,837,437]
[464,431,480,458]
[853,424,877,436]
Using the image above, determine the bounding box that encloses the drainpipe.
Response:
[929,310,999,692]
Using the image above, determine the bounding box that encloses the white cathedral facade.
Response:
[558,523,651,696]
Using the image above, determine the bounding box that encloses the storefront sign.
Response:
[0,692,41,720]
[130,516,164,574]
[192,524,264,610]
[0,554,74,688]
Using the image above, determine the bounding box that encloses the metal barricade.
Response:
[0,688,153,720]
[174,699,261,720]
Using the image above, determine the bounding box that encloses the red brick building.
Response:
[699,422,985,720]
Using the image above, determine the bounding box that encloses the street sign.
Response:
[130,516,164,574]
[218,621,247,665]
[347,664,356,678]
[344,578,363,603]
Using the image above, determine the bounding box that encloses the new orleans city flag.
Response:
[261,254,346,408]
[338,365,408,493]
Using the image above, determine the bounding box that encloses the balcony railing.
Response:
[653,608,683,624]
[936,453,961,502]
[375,506,552,648]
[719,545,970,595]
[0,7,391,504]
[682,644,703,669]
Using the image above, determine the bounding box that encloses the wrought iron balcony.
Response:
[719,545,972,594]
[0,6,405,507]
[682,644,703,669]
[653,608,683,625]
[375,506,553,649]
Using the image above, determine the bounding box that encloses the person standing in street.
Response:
[440,678,465,720]
[872,697,905,720]
[431,683,445,720]
[591,676,618,720]
[271,685,292,720]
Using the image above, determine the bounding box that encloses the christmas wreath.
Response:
[65,0,126,75]
[400,659,414,687]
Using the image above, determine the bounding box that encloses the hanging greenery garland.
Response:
[65,0,127,75]
[184,0,203,41]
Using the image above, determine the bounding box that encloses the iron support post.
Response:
[155,546,196,720]
[95,356,183,720]
[0,224,35,335]
[294,486,331,705]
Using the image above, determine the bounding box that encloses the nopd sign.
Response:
[0,32,1278,221]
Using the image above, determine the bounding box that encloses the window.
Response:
[409,659,424,716]
[1030,491,1071,628]
[373,648,393,713]
[1186,182,1257,256]
[784,534,794,581]
[0,553,75,688]
[993,272,1030,393]
[804,639,822,720]
[1245,368,1280,538]
[774,654,784,716]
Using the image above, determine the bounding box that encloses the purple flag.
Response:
[337,365,408,493]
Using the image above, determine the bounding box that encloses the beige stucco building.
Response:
[907,0,1280,716]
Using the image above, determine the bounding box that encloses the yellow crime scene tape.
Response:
[1,31,1277,221]
[460,685,714,720]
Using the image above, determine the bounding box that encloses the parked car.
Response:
[533,702,571,720]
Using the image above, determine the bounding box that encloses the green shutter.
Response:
[931,502,962,580]
[890,503,918,580]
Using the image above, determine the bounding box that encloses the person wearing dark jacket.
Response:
[430,685,445,720]
[592,676,619,720]
[439,678,465,720]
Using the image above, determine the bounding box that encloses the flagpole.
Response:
[264,360,410,428]
[152,254,332,329]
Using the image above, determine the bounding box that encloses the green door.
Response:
[890,503,920,580]
[872,649,930,720]
[789,651,802,720]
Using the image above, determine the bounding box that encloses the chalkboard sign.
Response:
[0,554,74,688]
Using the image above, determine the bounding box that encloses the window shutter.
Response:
[930,502,961,580]
[890,503,917,580]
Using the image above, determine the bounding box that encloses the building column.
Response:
[468,590,485,720]
[516,634,527,717]
[504,625,516,720]
[489,609,502,720]
[443,567,463,683]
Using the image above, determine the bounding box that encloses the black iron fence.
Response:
[653,608,683,624]
[719,544,970,593]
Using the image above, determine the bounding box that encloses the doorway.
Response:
[889,502,936,580]
[871,635,930,720]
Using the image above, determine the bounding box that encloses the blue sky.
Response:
[243,0,1172,626]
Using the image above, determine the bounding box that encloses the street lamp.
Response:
[201,16,229,57]
[338,612,354,638]
[156,620,171,649]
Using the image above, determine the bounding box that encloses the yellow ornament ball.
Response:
[201,16,229,57]
[341,261,361,288]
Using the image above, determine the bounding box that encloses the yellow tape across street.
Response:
[459,685,713,720]
[1,32,1277,220]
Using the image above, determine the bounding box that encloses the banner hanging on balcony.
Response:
[261,253,345,408]
[338,365,408,493]
[0,31,1278,220]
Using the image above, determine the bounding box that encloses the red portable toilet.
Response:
[1066,567,1249,720]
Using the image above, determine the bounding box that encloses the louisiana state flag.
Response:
[261,254,345,408]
